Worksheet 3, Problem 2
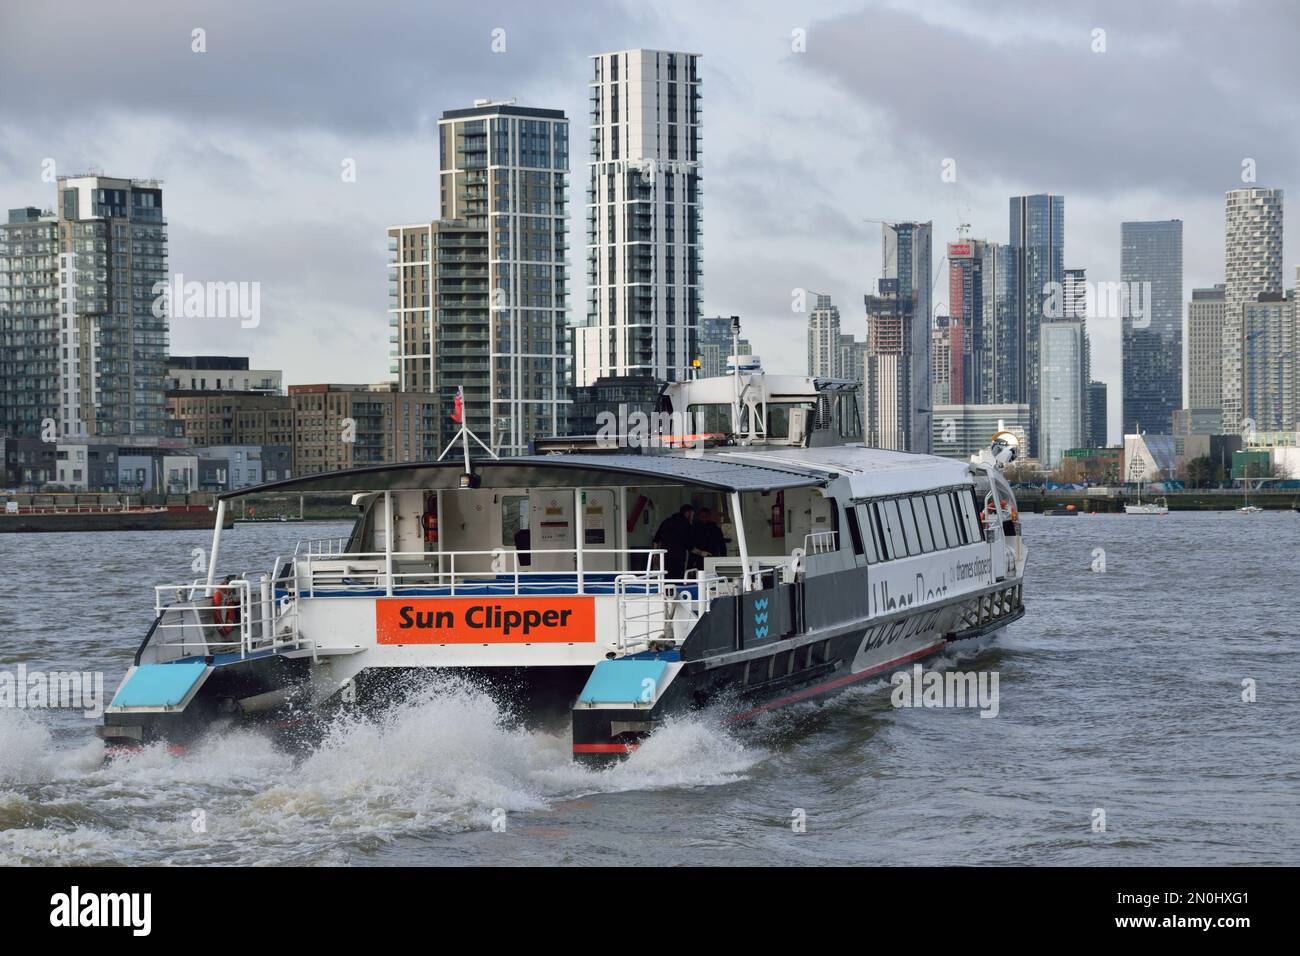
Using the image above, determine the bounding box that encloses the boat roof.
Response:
[216,452,831,500]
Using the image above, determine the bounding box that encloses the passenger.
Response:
[689,506,726,571]
[653,504,695,580]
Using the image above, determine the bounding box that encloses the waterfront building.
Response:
[1187,284,1226,434]
[807,294,842,377]
[1038,320,1084,468]
[0,207,60,440]
[1087,381,1108,448]
[1009,193,1065,456]
[697,315,749,377]
[287,384,439,476]
[1222,187,1283,434]
[864,279,909,450]
[168,356,282,394]
[577,49,702,387]
[1120,220,1183,435]
[882,221,933,452]
[56,174,169,439]
[389,100,569,457]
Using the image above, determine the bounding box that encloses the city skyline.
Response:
[3,1,1300,448]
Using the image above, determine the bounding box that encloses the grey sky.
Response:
[3,0,1297,443]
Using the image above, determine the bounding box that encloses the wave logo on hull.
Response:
[753,598,769,639]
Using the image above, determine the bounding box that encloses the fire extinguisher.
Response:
[422,501,439,543]
[771,490,785,538]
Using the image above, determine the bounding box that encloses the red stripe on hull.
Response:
[725,640,947,723]
[572,742,641,754]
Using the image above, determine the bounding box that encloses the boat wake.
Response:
[0,680,763,865]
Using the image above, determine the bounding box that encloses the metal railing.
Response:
[148,576,298,662]
[803,530,839,555]
[288,546,669,597]
[615,572,727,650]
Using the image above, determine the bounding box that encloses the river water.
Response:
[1,513,1296,865]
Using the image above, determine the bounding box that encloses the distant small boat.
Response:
[1239,505,1264,515]
[1125,497,1168,516]
[1044,505,1079,516]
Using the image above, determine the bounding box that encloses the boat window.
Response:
[950,491,972,545]
[925,495,947,549]
[858,503,880,563]
[870,503,891,561]
[938,493,960,545]
[501,495,530,548]
[899,498,921,555]
[687,403,741,436]
[958,490,980,541]
[836,393,862,438]
[911,497,935,552]
[767,402,815,439]
[880,500,907,558]
[844,504,865,557]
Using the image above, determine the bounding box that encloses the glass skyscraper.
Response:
[1120,220,1183,435]
[1009,194,1064,457]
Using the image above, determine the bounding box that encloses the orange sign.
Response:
[375,597,596,645]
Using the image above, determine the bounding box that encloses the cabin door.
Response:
[528,490,575,573]
[580,489,618,572]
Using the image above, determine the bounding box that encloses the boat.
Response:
[1239,480,1263,514]
[1124,476,1168,515]
[98,360,1028,761]
[1124,498,1168,516]
[0,503,230,534]
[1044,504,1079,516]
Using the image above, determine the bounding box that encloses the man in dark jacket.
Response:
[653,504,695,579]
[689,506,726,571]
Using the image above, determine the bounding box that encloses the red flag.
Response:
[451,385,464,424]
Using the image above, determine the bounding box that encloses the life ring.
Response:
[212,589,239,637]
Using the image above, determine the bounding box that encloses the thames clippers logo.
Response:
[752,598,769,639]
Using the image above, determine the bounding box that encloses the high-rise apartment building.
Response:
[864,279,909,450]
[1063,267,1094,445]
[1009,194,1064,456]
[1087,381,1108,448]
[389,219,491,450]
[389,101,569,456]
[806,294,841,376]
[946,238,1012,406]
[1187,284,1225,434]
[882,221,933,452]
[56,175,169,438]
[1241,291,1299,433]
[1222,187,1283,434]
[0,207,60,439]
[578,49,702,387]
[696,315,749,377]
[1039,319,1084,467]
[1120,220,1183,435]
[931,315,951,405]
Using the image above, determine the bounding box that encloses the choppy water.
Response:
[1,514,1296,865]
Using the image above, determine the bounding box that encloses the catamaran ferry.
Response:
[99,359,1027,760]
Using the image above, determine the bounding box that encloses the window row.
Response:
[843,489,983,564]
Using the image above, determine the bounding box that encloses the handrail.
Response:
[802,530,838,555]
[614,573,727,651]
[287,546,669,597]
